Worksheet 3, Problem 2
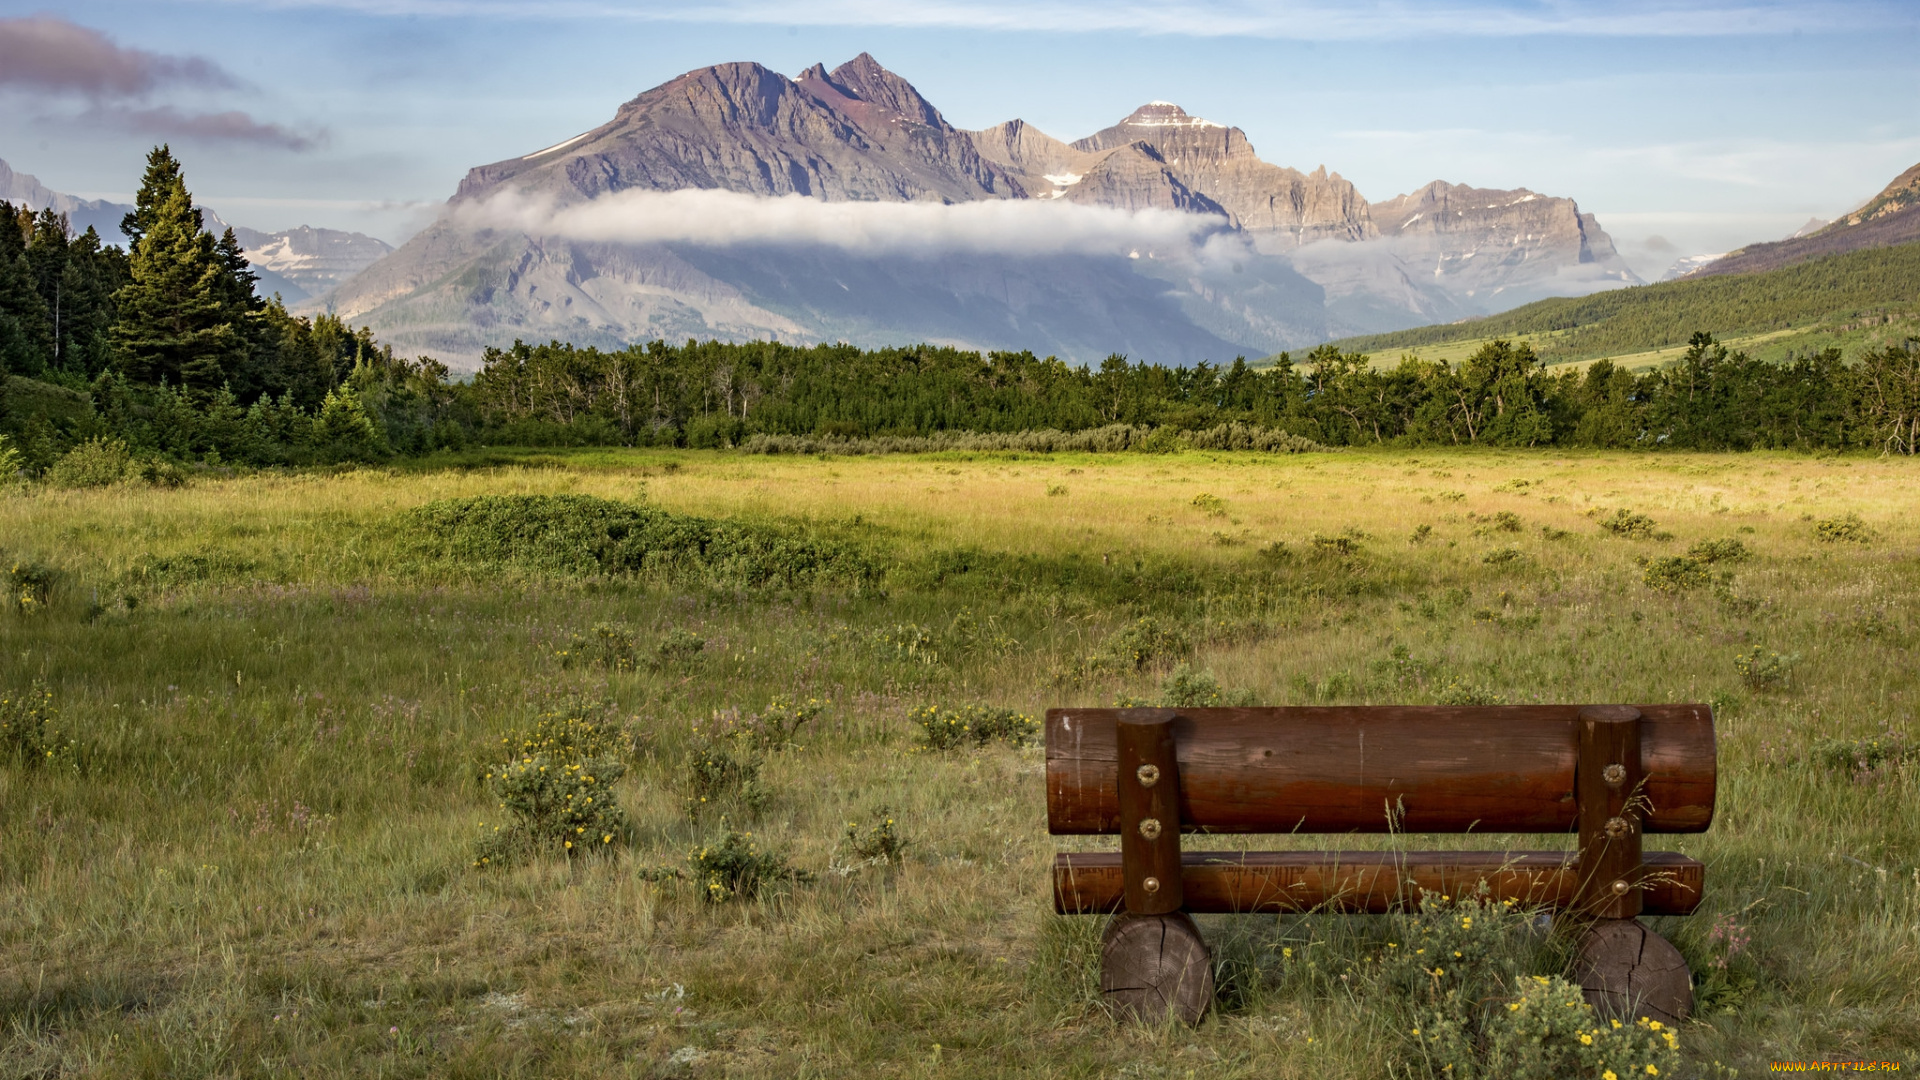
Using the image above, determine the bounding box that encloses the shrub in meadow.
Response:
[1594,508,1668,541]
[1093,616,1191,672]
[1642,556,1711,593]
[0,682,75,767]
[1687,538,1751,564]
[688,828,812,903]
[8,558,56,614]
[684,736,766,818]
[474,709,632,865]
[654,627,707,667]
[1733,645,1795,690]
[909,704,1038,751]
[1810,729,1916,781]
[475,756,627,865]
[45,437,136,489]
[1813,513,1873,544]
[1379,890,1681,1080]
[842,807,906,864]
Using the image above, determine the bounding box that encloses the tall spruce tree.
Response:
[0,202,54,376]
[110,148,248,391]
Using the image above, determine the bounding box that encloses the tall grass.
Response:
[1,447,1916,1076]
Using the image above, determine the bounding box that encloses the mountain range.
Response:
[1,157,391,303]
[326,54,1643,368]
[1684,163,1920,279]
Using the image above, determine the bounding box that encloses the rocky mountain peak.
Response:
[808,52,947,129]
[1120,101,1223,129]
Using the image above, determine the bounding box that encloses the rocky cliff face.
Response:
[331,55,1639,367]
[1068,103,1375,248]
[1367,181,1640,305]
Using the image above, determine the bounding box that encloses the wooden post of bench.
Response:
[1100,709,1213,1025]
[1573,705,1693,1024]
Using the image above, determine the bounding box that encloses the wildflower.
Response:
[1604,1073,1617,1080]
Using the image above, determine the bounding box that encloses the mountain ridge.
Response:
[327,53,1643,368]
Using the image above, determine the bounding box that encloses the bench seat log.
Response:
[1047,706,1715,836]
[1053,849,1706,916]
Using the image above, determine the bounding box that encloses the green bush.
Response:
[0,682,75,767]
[474,755,627,865]
[685,736,766,817]
[0,434,22,485]
[1595,509,1662,540]
[45,437,136,488]
[1687,537,1751,564]
[909,704,1038,751]
[1381,891,1681,1080]
[1811,730,1916,779]
[408,494,875,588]
[843,807,906,864]
[8,558,55,614]
[655,627,707,666]
[1643,556,1711,593]
[1093,616,1191,672]
[688,829,811,903]
[1813,513,1873,544]
[1734,645,1795,689]
[557,622,640,671]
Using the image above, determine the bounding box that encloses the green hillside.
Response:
[1329,239,1920,363]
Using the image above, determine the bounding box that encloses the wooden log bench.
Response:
[1046,705,1716,1025]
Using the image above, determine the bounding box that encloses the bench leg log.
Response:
[1574,918,1693,1026]
[1101,912,1215,1026]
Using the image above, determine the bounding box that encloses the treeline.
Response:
[468,333,1920,454]
[1333,240,1920,361]
[1,146,464,473]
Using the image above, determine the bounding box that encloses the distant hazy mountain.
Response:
[230,225,392,303]
[0,158,133,240]
[330,54,1639,368]
[1694,162,1920,278]
[1660,253,1726,281]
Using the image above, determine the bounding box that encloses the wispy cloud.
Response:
[201,0,1903,38]
[1,15,320,150]
[457,188,1227,257]
[0,15,234,97]
[91,106,321,150]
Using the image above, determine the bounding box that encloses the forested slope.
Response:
[1330,241,1920,361]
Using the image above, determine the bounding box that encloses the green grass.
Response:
[2,448,1917,1076]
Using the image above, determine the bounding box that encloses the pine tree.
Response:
[109,151,245,391]
[0,202,54,376]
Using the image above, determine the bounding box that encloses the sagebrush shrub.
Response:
[910,704,1037,751]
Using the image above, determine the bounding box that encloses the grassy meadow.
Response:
[2,447,1917,1077]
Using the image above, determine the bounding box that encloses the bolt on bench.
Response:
[1047,705,1716,1025]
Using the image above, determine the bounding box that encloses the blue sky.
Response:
[3,0,1917,279]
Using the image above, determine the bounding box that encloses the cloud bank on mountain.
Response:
[456,187,1230,258]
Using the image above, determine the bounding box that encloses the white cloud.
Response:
[455,187,1228,258]
[203,0,1903,39]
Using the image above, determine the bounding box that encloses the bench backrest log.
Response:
[1046,705,1716,837]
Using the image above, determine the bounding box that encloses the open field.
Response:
[3,448,1918,1077]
